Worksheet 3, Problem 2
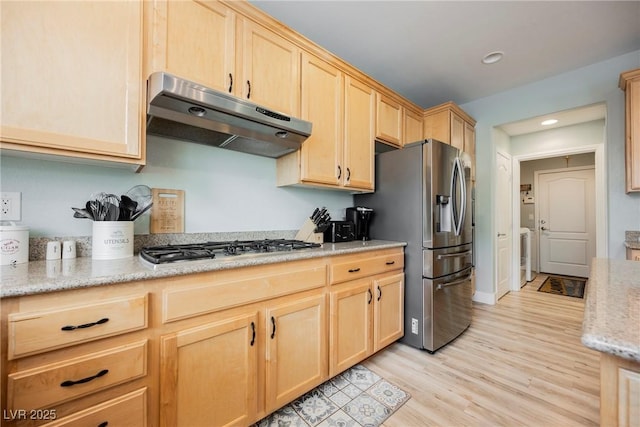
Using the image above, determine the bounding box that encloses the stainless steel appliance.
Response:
[323,221,356,243]
[345,206,374,241]
[355,139,473,352]
[146,72,312,158]
[139,239,321,269]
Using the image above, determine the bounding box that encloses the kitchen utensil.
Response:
[126,185,153,220]
[131,201,152,220]
[71,207,93,219]
[105,202,120,221]
[119,195,138,221]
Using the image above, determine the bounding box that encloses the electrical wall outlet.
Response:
[411,318,419,335]
[1,192,22,221]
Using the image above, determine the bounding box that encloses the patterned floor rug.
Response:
[537,274,587,298]
[255,364,410,427]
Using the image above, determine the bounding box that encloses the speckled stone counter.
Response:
[582,258,640,362]
[0,240,406,298]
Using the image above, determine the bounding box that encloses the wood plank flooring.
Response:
[363,274,601,426]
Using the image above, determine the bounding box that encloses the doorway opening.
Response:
[495,103,608,295]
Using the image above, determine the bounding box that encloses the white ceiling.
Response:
[498,102,607,136]
[248,1,640,110]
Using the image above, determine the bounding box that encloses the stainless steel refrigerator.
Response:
[355,139,473,352]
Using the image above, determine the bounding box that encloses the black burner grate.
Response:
[140,239,321,264]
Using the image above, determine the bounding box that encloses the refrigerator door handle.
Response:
[436,267,473,290]
[450,157,467,236]
[437,250,472,259]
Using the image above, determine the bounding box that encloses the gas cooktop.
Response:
[139,239,321,268]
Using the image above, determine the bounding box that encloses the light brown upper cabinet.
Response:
[148,0,236,96]
[403,108,424,145]
[148,0,301,117]
[376,93,403,147]
[423,101,476,179]
[0,1,145,167]
[619,68,640,193]
[277,53,374,192]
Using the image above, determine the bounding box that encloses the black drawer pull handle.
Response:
[337,165,342,180]
[270,316,276,339]
[385,261,395,265]
[250,321,256,346]
[367,288,373,304]
[228,73,233,93]
[61,317,109,331]
[60,369,108,387]
[346,167,351,181]
[98,422,108,427]
[348,268,361,273]
[377,285,382,301]
[247,80,251,99]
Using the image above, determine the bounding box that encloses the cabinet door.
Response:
[404,109,424,145]
[152,0,235,94]
[343,76,375,190]
[241,20,300,116]
[329,280,373,377]
[626,77,640,192]
[464,121,476,181]
[376,93,402,146]
[1,1,143,160]
[160,313,259,427]
[299,53,343,186]
[450,112,465,152]
[373,273,405,352]
[265,293,327,412]
[423,109,451,143]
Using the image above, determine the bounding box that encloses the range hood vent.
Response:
[146,72,312,158]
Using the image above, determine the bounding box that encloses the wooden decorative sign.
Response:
[150,188,185,234]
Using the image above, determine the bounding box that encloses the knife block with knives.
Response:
[295,207,331,243]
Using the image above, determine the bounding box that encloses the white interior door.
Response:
[537,167,595,278]
[496,151,512,300]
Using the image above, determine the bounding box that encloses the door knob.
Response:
[497,233,506,237]
[541,227,548,231]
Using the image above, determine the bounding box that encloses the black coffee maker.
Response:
[346,206,374,241]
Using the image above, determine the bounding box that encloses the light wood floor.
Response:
[364,274,601,427]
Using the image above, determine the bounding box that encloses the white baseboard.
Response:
[473,290,496,305]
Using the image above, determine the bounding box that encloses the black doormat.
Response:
[537,274,587,298]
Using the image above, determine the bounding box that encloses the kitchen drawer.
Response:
[8,294,148,360]
[329,249,404,285]
[41,388,147,427]
[7,340,147,411]
[163,259,326,323]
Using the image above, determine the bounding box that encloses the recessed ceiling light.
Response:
[481,51,504,64]
[541,119,558,126]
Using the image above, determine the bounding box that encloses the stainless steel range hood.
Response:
[146,72,312,158]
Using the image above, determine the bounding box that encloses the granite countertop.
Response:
[582,258,640,362]
[0,240,406,299]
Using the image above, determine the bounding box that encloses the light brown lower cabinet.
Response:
[265,292,328,412]
[329,272,404,377]
[1,248,403,426]
[600,352,640,427]
[159,312,260,427]
[40,388,147,427]
[626,248,640,261]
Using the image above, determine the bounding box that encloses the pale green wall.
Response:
[0,136,354,237]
